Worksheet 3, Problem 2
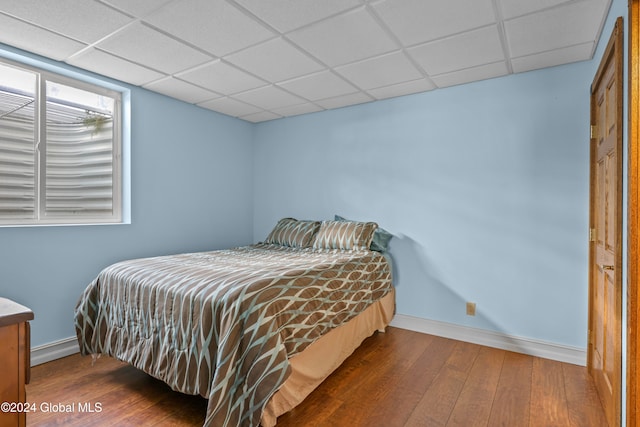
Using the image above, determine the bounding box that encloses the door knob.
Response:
[599,264,615,271]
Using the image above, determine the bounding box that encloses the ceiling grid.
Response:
[0,0,612,122]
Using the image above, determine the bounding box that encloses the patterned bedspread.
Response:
[74,243,392,427]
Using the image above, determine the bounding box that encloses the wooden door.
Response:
[588,17,623,427]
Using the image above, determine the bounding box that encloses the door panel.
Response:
[588,17,623,427]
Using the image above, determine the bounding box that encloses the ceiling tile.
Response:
[234,0,361,33]
[240,111,282,123]
[143,77,221,104]
[177,60,267,95]
[224,37,324,83]
[0,13,86,61]
[372,0,496,46]
[505,0,609,57]
[287,7,397,67]
[408,25,505,76]
[315,92,374,110]
[511,42,594,73]
[278,70,358,100]
[432,61,508,88]
[335,51,423,90]
[198,96,263,117]
[145,0,274,57]
[233,85,307,110]
[367,78,436,100]
[97,22,211,74]
[67,48,165,85]
[498,0,573,20]
[0,0,133,43]
[272,102,324,117]
[101,0,174,18]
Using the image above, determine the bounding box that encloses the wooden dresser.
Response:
[0,298,33,427]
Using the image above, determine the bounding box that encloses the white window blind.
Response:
[0,59,122,225]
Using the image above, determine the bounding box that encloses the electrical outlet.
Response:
[466,302,476,316]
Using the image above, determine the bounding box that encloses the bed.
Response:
[74,218,394,427]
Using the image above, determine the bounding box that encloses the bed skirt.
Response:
[261,288,395,426]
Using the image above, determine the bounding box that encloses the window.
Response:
[0,58,122,225]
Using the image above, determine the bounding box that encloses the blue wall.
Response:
[253,61,594,348]
[0,0,626,358]
[0,47,255,347]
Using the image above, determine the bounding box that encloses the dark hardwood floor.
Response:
[25,327,607,426]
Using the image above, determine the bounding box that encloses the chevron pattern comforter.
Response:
[74,243,392,427]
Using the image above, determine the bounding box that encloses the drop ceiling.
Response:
[0,0,612,123]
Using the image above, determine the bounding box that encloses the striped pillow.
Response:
[265,218,321,248]
[312,220,378,250]
[335,215,392,253]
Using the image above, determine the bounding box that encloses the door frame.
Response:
[628,1,640,426]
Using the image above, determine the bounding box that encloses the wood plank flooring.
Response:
[25,327,607,426]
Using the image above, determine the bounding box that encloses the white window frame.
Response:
[0,56,124,226]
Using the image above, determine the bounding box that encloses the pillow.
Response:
[335,215,393,253]
[312,220,378,250]
[264,218,320,248]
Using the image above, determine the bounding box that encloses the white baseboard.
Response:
[390,314,587,366]
[30,317,587,367]
[31,336,79,366]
